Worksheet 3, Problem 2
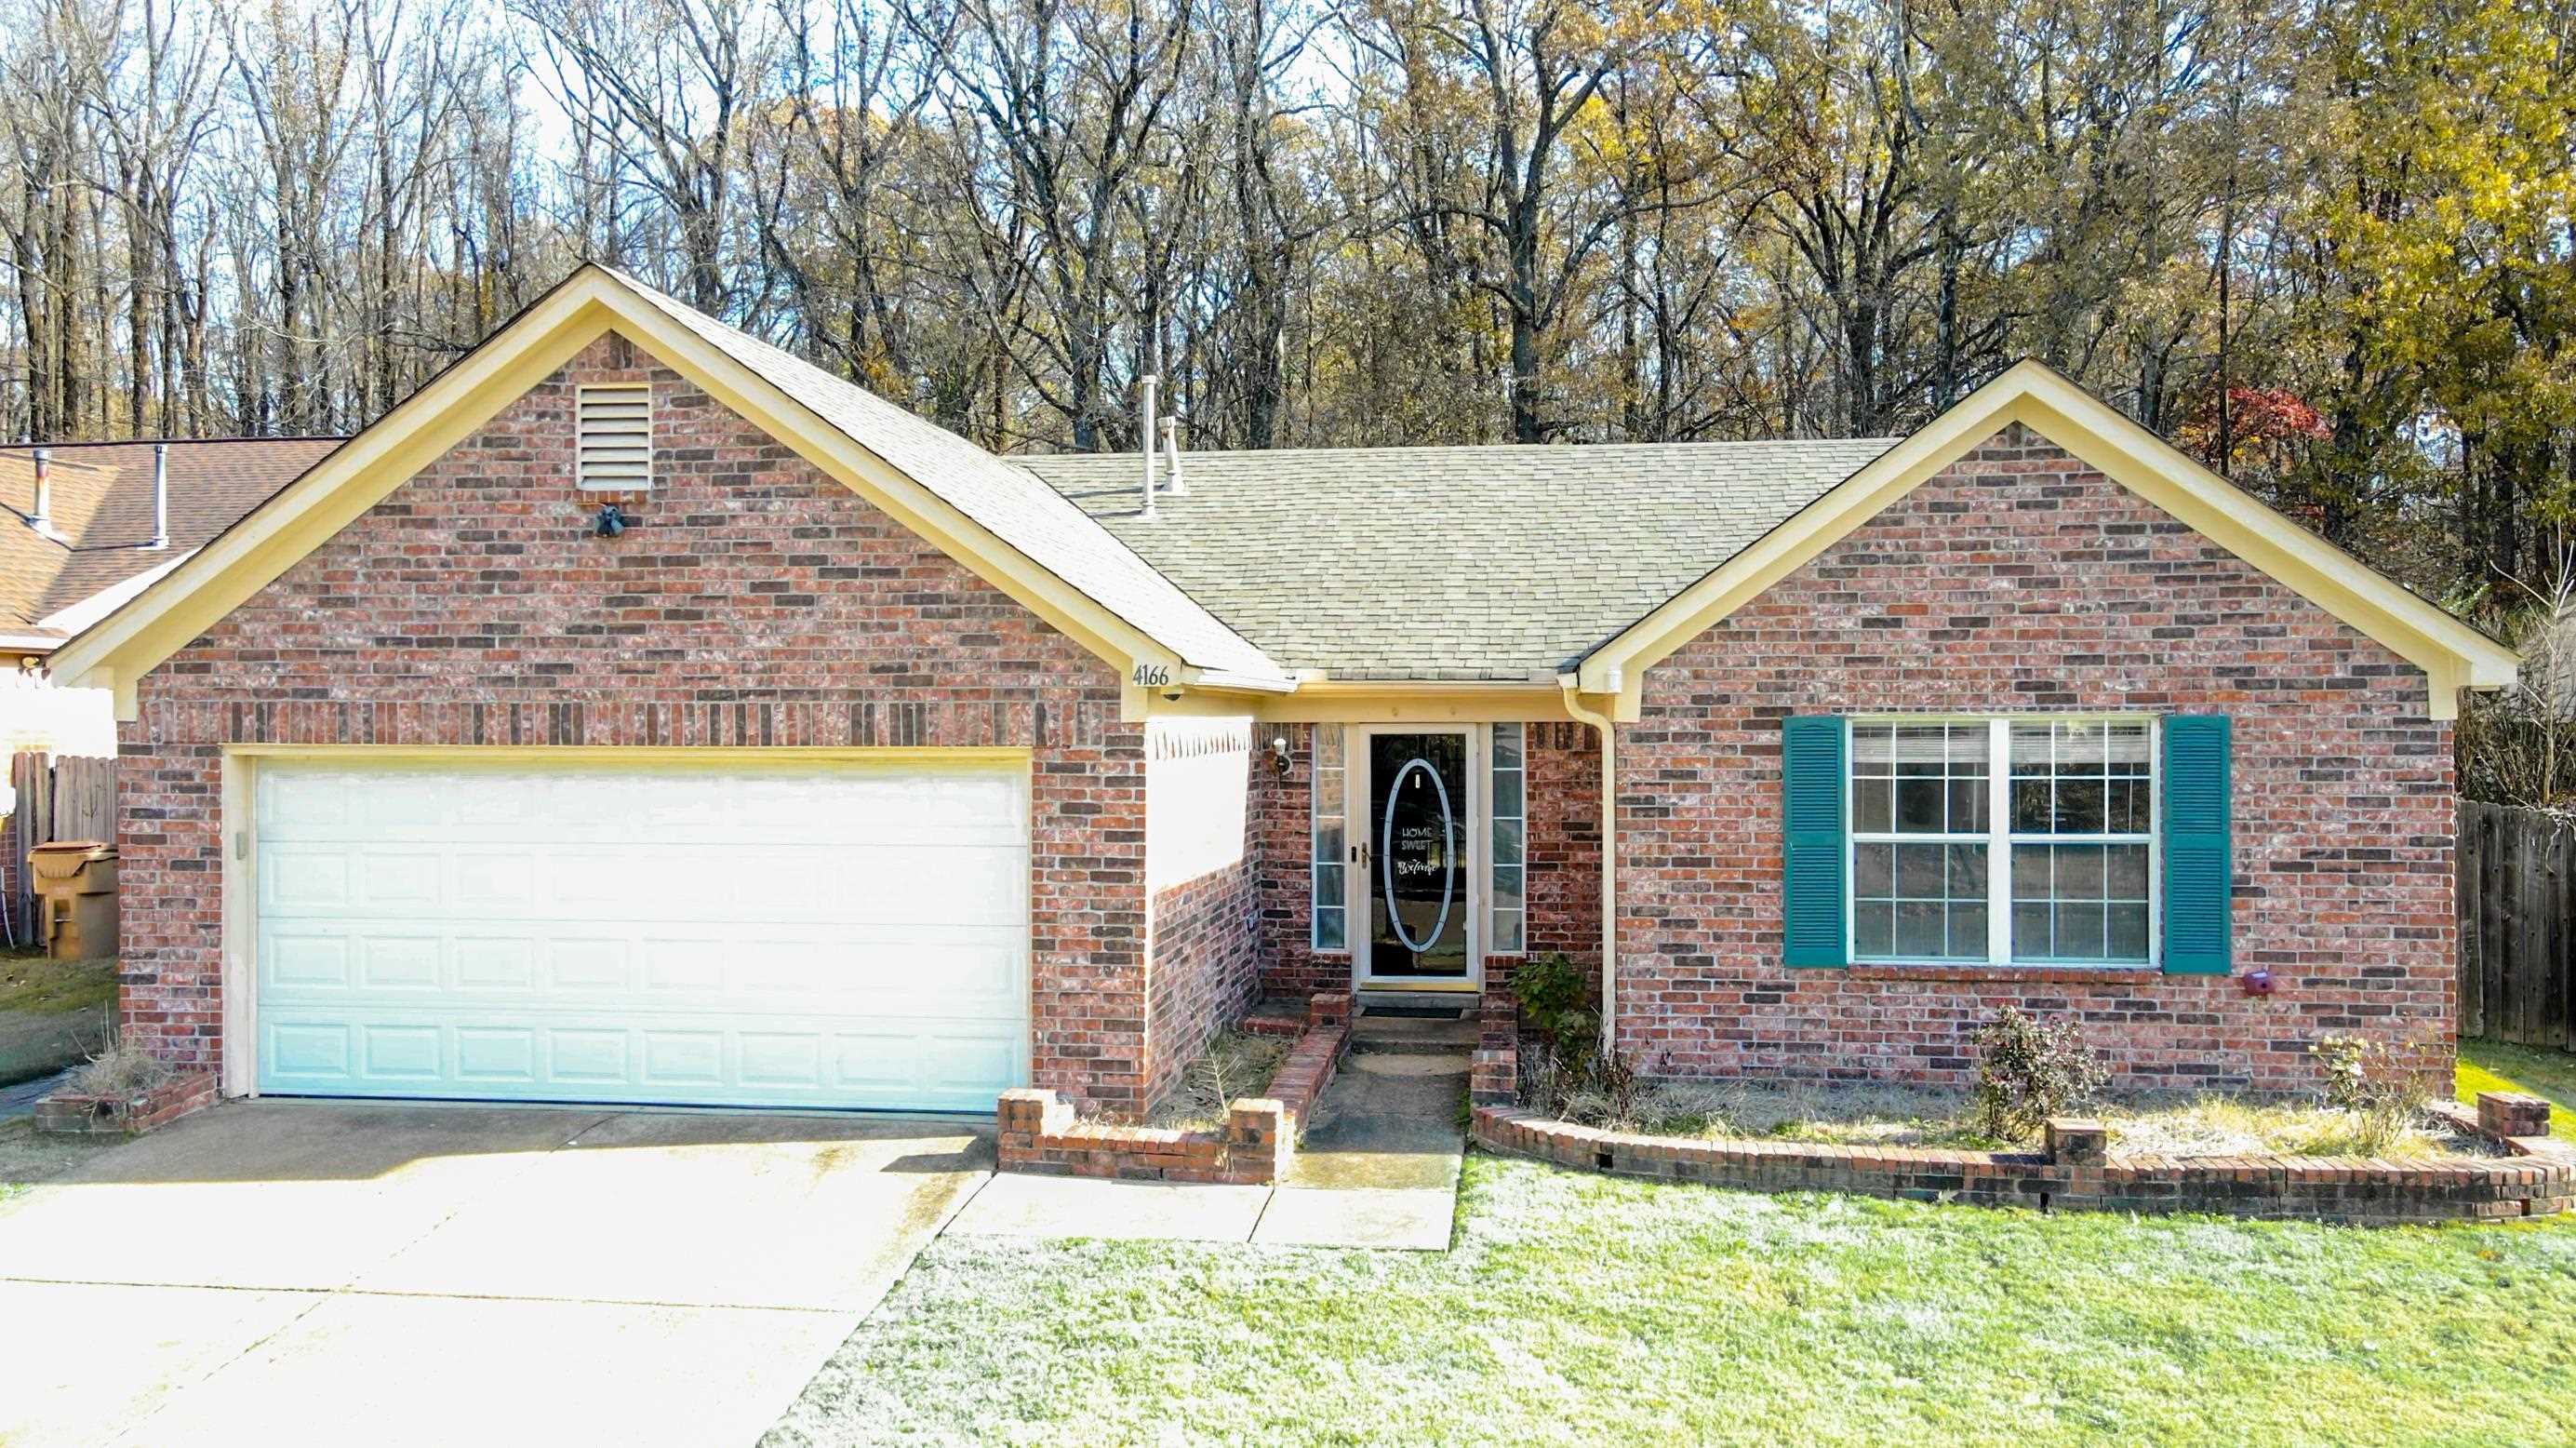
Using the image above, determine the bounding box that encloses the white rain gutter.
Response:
[1558,672,1618,1059]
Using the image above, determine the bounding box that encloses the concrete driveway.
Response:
[0,1100,992,1447]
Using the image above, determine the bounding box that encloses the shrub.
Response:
[1970,1007,2108,1142]
[2305,1033,2427,1151]
[73,1038,173,1100]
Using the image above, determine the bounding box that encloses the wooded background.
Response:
[0,0,2569,610]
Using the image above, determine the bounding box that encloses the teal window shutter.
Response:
[2160,716,2232,973]
[1781,716,1848,967]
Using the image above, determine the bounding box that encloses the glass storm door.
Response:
[1360,730,1474,985]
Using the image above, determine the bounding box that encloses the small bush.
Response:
[2309,1033,2415,1113]
[1513,953,1595,1056]
[73,1038,172,1100]
[1970,1007,2108,1143]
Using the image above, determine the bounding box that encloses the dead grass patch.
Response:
[1148,1028,1290,1133]
[1560,1078,2494,1160]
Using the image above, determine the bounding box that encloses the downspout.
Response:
[1558,673,1617,1061]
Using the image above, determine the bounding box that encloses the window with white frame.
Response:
[1849,717,2155,966]
[1489,723,1526,954]
[1311,726,1346,950]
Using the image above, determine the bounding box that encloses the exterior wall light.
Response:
[594,502,630,537]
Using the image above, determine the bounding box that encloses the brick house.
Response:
[46,265,2516,1121]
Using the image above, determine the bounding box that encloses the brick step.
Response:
[1352,1013,1479,1052]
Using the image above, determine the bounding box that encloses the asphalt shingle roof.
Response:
[1019,439,1897,680]
[0,437,342,636]
[615,273,1287,683]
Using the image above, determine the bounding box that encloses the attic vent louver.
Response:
[576,383,652,490]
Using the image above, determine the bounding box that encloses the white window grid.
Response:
[1489,723,1526,955]
[1311,725,1347,951]
[1846,716,2159,968]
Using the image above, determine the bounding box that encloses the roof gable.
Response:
[49,266,1287,714]
[1572,360,2517,720]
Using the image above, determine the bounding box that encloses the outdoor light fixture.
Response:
[1269,735,1292,779]
[594,501,629,537]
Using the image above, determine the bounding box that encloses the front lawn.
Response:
[2457,1039,2576,1137]
[0,953,113,1087]
[767,1151,2576,1446]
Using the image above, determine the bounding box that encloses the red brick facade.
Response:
[116,334,1162,1115]
[1613,424,2455,1093]
[112,350,2458,1119]
[1251,720,1603,999]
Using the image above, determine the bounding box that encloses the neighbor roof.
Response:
[1021,440,1895,679]
[0,437,342,644]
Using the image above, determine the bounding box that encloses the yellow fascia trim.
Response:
[1251,680,1576,723]
[220,743,1031,769]
[1579,360,2518,723]
[51,268,1197,720]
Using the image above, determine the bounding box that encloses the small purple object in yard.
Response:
[2240,968,2275,996]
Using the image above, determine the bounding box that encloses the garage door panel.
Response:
[257,1008,1023,1111]
[252,758,1031,1112]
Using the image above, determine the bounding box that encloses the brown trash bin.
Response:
[29,840,117,960]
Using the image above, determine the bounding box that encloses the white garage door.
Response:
[250,756,1030,1112]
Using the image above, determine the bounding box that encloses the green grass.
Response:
[0,953,113,1016]
[2457,1039,2576,1137]
[766,1152,2576,1447]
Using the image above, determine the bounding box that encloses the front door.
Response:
[1357,729,1475,987]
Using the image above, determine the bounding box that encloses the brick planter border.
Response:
[997,993,1351,1186]
[1472,1027,2574,1225]
[33,1071,217,1137]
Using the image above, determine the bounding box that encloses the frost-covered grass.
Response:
[1554,1079,2484,1160]
[763,1152,2576,1447]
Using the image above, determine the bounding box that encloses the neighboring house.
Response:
[45,265,2516,1123]
[0,438,340,902]
[0,437,342,665]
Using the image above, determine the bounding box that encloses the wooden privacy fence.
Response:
[4,751,116,945]
[2458,798,2576,1048]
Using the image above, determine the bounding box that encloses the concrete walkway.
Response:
[0,1100,991,1448]
[949,1017,1470,1252]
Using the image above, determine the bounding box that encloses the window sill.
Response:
[1849,962,2159,985]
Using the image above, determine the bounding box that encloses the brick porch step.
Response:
[1351,1012,1480,1052]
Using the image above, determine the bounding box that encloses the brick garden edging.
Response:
[996,993,1351,1186]
[33,1071,216,1137]
[1471,1026,2574,1224]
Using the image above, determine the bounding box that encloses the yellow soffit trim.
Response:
[1579,360,2516,722]
[50,268,1195,717]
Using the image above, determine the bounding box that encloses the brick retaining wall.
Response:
[33,1071,216,1136]
[1473,1023,2573,1225]
[998,993,1350,1186]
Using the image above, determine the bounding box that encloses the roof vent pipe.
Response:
[29,447,49,531]
[1161,414,1186,497]
[1139,373,1158,519]
[149,442,169,549]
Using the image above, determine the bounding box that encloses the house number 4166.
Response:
[1131,664,1172,688]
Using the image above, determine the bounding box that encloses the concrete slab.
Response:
[0,1280,319,1447]
[0,1099,991,1447]
[0,1101,609,1291]
[356,1112,990,1312]
[106,1292,854,1448]
[1252,1186,1456,1251]
[1283,1048,1467,1192]
[948,1172,1272,1243]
